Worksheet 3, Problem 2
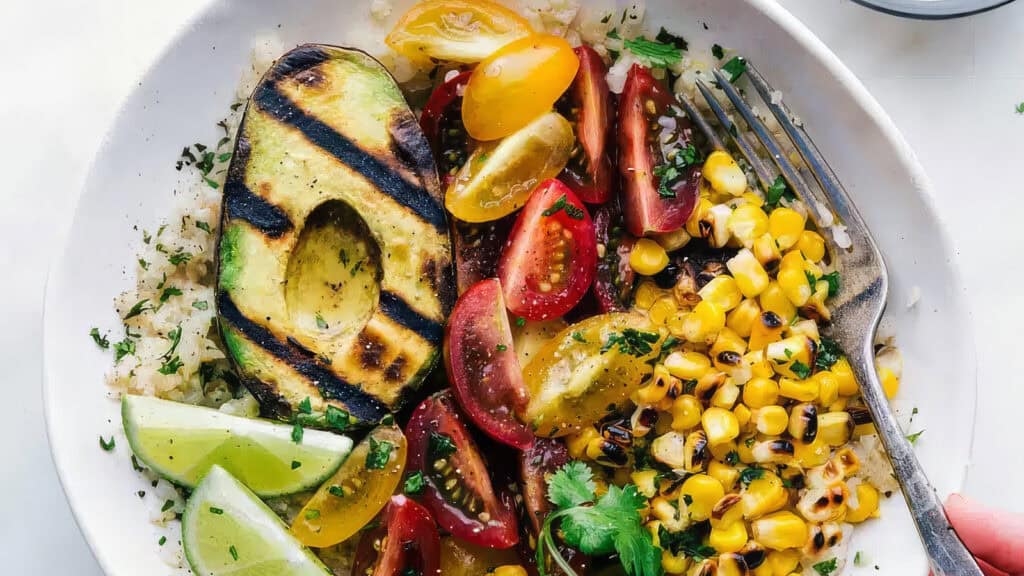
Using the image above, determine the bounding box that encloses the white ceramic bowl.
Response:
[852,0,1015,19]
[43,1,977,574]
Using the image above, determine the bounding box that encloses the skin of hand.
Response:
[944,493,1024,576]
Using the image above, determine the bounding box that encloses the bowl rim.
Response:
[41,0,980,573]
[850,0,1016,19]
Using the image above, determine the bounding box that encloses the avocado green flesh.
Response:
[216,45,453,423]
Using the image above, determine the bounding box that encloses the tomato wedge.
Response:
[451,215,514,295]
[559,46,614,205]
[445,278,533,449]
[618,63,701,237]
[591,202,636,313]
[421,70,473,188]
[385,0,532,64]
[498,180,597,321]
[352,495,441,576]
[406,392,519,549]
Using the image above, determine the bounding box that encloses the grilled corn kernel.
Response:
[818,411,853,446]
[845,482,881,523]
[752,511,809,551]
[655,228,692,252]
[631,238,670,276]
[634,365,676,404]
[751,439,796,464]
[735,435,757,464]
[665,351,713,380]
[803,522,845,557]
[707,204,734,248]
[758,283,796,325]
[733,404,752,429]
[587,437,628,467]
[752,233,782,271]
[634,280,665,310]
[766,550,801,575]
[696,372,728,406]
[727,299,761,338]
[832,448,861,478]
[708,460,740,491]
[700,276,744,312]
[743,377,779,409]
[797,483,849,523]
[746,350,775,379]
[652,496,687,531]
[813,371,839,406]
[709,440,738,463]
[777,251,812,307]
[748,311,785,351]
[805,460,844,489]
[662,549,691,574]
[879,367,900,399]
[492,567,528,576]
[766,335,815,373]
[754,405,788,435]
[649,295,679,326]
[713,328,747,358]
[728,204,770,249]
[702,407,740,445]
[704,151,748,196]
[742,471,788,519]
[832,357,858,396]
[718,554,751,576]
[778,377,818,402]
[768,208,805,251]
[671,395,704,431]
[684,430,711,472]
[651,431,688,469]
[687,198,714,237]
[682,474,725,521]
[711,381,741,409]
[679,300,726,343]
[710,521,748,554]
[792,436,831,468]
[796,230,826,263]
[788,403,819,444]
[566,427,600,459]
[787,318,820,343]
[710,493,744,528]
[632,469,660,498]
[727,248,771,298]
[801,281,832,322]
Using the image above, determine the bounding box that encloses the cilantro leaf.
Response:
[124,299,151,320]
[546,461,596,509]
[542,194,585,220]
[601,329,660,356]
[815,337,843,371]
[404,471,425,495]
[764,174,795,208]
[791,360,812,380]
[812,558,838,576]
[1016,102,1024,115]
[819,271,840,297]
[89,328,110,349]
[113,337,136,362]
[739,466,766,486]
[654,144,702,199]
[623,37,682,68]
[366,438,394,469]
[658,523,715,561]
[654,27,687,51]
[722,56,748,83]
[712,44,725,60]
[906,429,925,445]
[325,405,350,432]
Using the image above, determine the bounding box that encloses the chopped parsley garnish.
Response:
[159,287,183,303]
[168,250,193,266]
[654,27,687,51]
[124,299,151,320]
[658,523,715,561]
[291,460,302,469]
[721,55,748,83]
[429,431,457,460]
[162,325,182,360]
[338,249,350,267]
[654,144,702,199]
[90,328,110,349]
[739,466,766,486]
[158,356,184,375]
[218,152,232,162]
[712,44,725,59]
[538,461,661,576]
[623,36,683,68]
[805,270,818,291]
[601,329,660,357]
[315,313,328,330]
[404,471,426,495]
[325,405,350,432]
[297,397,312,415]
[906,429,925,445]
[812,558,838,576]
[791,360,812,380]
[158,536,167,546]
[366,438,395,470]
[819,271,840,297]
[542,194,585,220]
[161,500,175,512]
[854,551,866,566]
[724,451,740,465]
[1016,102,1024,115]
[99,436,116,451]
[516,316,526,327]
[229,545,239,561]
[496,344,508,352]
[291,421,304,444]
[815,337,843,371]
[764,175,795,208]
[328,485,345,498]
[195,220,212,233]
[192,300,209,310]
[304,509,321,520]
[571,331,588,343]
[138,258,149,271]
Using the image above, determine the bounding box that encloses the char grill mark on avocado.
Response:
[379,291,443,345]
[216,292,390,422]
[223,180,293,237]
[253,83,447,232]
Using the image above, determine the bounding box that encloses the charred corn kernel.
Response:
[797,483,849,523]
[752,511,808,551]
[818,411,853,446]
[711,381,741,409]
[649,295,679,325]
[728,204,770,249]
[832,357,858,396]
[634,281,664,311]
[733,404,752,429]
[700,276,744,311]
[687,198,714,237]
[879,367,900,399]
[845,482,881,523]
[634,365,676,404]
[566,427,600,459]
[707,204,734,248]
[712,328,747,356]
[788,403,818,444]
[803,522,844,557]
[726,249,771,298]
[832,447,860,477]
[749,311,785,351]
[671,394,704,431]
[777,251,812,306]
[796,230,826,262]
[787,318,820,342]
[742,471,788,519]
[766,550,801,575]
[711,494,745,529]
[680,300,726,343]
[743,377,780,408]
[759,282,796,324]
[654,228,692,252]
[735,435,757,464]
[651,496,687,531]
[492,567,528,576]
[684,430,711,472]
[792,436,830,468]
[694,372,726,405]
[768,208,805,250]
[814,371,840,406]
[704,151,748,196]
[682,474,725,521]
[752,439,796,464]
[778,377,818,402]
[709,439,738,461]
[752,233,782,270]
[631,238,670,276]
[662,549,691,574]
[727,299,761,338]
[632,469,660,498]
[702,407,740,445]
[665,351,713,380]
[710,521,748,554]
[805,460,844,489]
[709,461,740,492]
[802,281,832,322]
[718,553,751,576]
[766,335,813,369]
[746,350,775,379]
[652,431,688,469]
[755,405,789,435]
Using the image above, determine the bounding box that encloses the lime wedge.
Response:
[122,395,352,497]
[183,465,331,576]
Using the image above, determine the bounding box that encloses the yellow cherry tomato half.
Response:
[462,34,580,141]
[385,0,532,64]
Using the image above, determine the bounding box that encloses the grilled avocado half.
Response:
[216,45,454,425]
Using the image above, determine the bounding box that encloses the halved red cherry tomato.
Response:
[445,278,533,449]
[498,180,597,321]
[618,64,700,237]
[559,46,614,205]
[591,202,636,313]
[352,495,441,576]
[406,392,519,549]
[451,215,514,295]
[421,70,473,188]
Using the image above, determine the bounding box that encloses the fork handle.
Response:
[848,347,983,575]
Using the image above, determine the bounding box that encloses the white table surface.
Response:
[1,0,1021,573]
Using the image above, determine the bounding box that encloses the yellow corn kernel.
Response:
[777,377,818,402]
[711,494,745,529]
[748,311,785,351]
[711,381,741,409]
[665,351,713,380]
[853,423,877,437]
[706,204,734,248]
[585,436,609,462]
[726,248,771,298]
[777,251,812,306]
[651,431,688,469]
[766,550,801,576]
[654,228,692,252]
[813,371,839,406]
[704,151,748,197]
[802,280,832,322]
[754,405,789,436]
[796,230,826,262]
[733,404,752,429]
[828,397,849,413]
[742,471,788,519]
[879,367,900,399]
[671,394,703,431]
[786,320,819,345]
[710,521,748,554]
[768,207,805,251]
[742,377,779,408]
[686,198,714,237]
[792,436,831,468]
[818,411,853,446]
[699,276,743,312]
[651,496,687,532]
[832,447,861,478]
[727,299,761,338]
[702,407,740,445]
[492,567,528,576]
[753,564,773,576]
[634,281,664,311]
[679,300,726,343]
[634,365,676,405]
[735,434,757,464]
[746,350,775,379]
[767,336,815,379]
[797,483,849,523]
[662,549,690,574]
[708,460,740,492]
[845,482,881,523]
[631,238,670,276]
[682,474,725,521]
[728,204,770,248]
[832,357,858,396]
[752,511,808,551]
[805,258,823,277]
[649,295,679,326]
[758,282,796,324]
[566,427,600,459]
[709,439,737,461]
[752,233,782,270]
[632,469,660,498]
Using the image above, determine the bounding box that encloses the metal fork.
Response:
[680,63,983,576]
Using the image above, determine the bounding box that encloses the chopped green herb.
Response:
[906,430,925,445]
[160,287,183,303]
[90,328,110,349]
[658,523,715,561]
[739,466,766,486]
[542,194,585,220]
[1016,102,1024,115]
[654,27,688,51]
[168,250,193,266]
[192,300,209,310]
[218,152,232,162]
[114,337,136,362]
[722,55,748,83]
[819,271,840,298]
[304,509,321,520]
[292,421,304,444]
[143,229,152,244]
[429,431,457,460]
[654,144,702,199]
[161,500,175,512]
[601,329,660,357]
[366,438,395,470]
[606,29,621,40]
[339,249,350,267]
[328,485,345,498]
[791,360,812,380]
[624,36,683,68]
[571,331,588,343]
[815,338,843,371]
[854,551,866,566]
[298,397,312,415]
[291,460,302,470]
[724,451,740,465]
[712,44,725,59]
[805,270,818,291]
[99,436,116,451]
[764,175,795,208]
[195,220,212,233]
[162,325,182,360]
[404,471,426,495]
[496,344,508,352]
[516,317,526,327]
[316,314,328,330]
[229,545,239,561]
[158,356,184,375]
[138,258,149,270]
[124,299,151,320]
[325,405,350,432]
[158,536,167,546]
[812,558,838,576]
